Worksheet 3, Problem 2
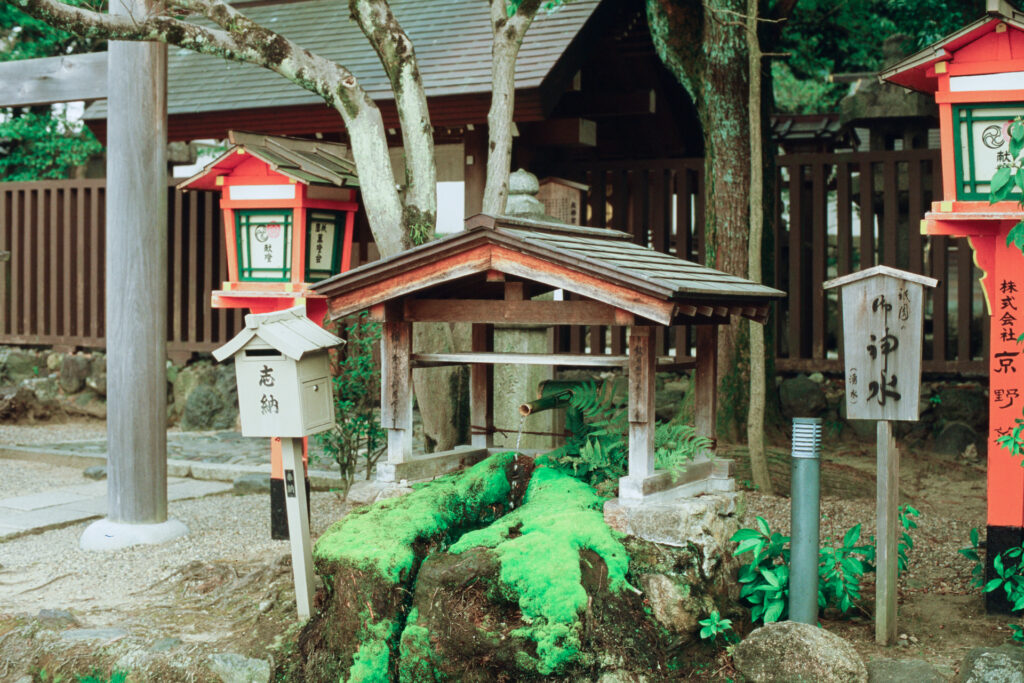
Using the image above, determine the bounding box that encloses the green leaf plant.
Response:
[314,311,386,497]
[732,509,917,624]
[991,116,1024,251]
[983,540,1024,645]
[960,527,985,589]
[540,381,711,496]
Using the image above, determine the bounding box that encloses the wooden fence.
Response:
[0,179,243,361]
[0,151,988,374]
[564,149,987,376]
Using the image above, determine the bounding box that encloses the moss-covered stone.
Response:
[286,452,532,682]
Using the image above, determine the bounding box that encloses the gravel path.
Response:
[0,487,349,615]
[0,459,88,499]
[0,418,107,447]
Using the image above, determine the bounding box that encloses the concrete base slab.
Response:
[79,517,189,551]
[604,490,743,576]
[618,458,734,502]
[376,446,489,483]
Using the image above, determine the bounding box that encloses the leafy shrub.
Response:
[983,540,1024,645]
[314,312,386,496]
[732,508,918,624]
[960,527,984,589]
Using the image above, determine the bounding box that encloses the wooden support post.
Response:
[470,323,494,449]
[695,325,718,450]
[876,420,899,645]
[627,326,656,480]
[104,0,169,525]
[380,318,413,472]
[280,436,315,621]
[464,125,488,217]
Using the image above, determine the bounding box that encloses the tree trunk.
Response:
[647,0,752,442]
[483,0,538,214]
[746,0,773,495]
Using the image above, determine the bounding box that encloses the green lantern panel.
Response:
[237,210,293,281]
[953,102,1024,201]
[305,211,342,281]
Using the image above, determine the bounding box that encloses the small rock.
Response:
[36,608,79,626]
[207,653,271,683]
[258,599,274,613]
[346,480,412,507]
[808,372,825,384]
[83,465,107,481]
[959,645,1024,683]
[233,473,271,496]
[639,573,699,640]
[597,671,649,683]
[867,658,945,683]
[59,354,92,394]
[779,375,828,418]
[150,636,183,652]
[733,621,867,682]
[46,352,63,371]
[60,627,128,642]
[935,421,983,457]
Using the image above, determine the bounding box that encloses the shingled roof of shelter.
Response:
[313,213,785,326]
[86,0,600,121]
[178,130,359,190]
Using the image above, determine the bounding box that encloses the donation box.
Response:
[214,306,343,438]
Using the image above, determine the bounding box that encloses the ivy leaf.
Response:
[992,166,1015,203]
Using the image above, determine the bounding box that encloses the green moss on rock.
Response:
[314,452,522,584]
[398,608,445,683]
[449,467,630,675]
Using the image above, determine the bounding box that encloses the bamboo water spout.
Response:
[517,380,599,417]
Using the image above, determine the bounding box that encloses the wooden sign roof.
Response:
[313,214,785,327]
[213,305,343,362]
[178,130,359,191]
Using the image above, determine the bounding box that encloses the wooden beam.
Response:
[504,281,524,301]
[470,324,494,449]
[695,325,718,443]
[627,326,656,480]
[380,320,413,465]
[0,52,108,107]
[411,352,629,367]
[403,298,635,326]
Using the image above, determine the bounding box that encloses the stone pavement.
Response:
[0,477,231,541]
[0,430,345,540]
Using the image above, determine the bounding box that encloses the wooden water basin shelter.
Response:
[313,214,785,499]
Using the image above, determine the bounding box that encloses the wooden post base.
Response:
[280,437,315,621]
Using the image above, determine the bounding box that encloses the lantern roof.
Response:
[313,213,785,327]
[178,130,359,192]
[880,1,1024,93]
[823,265,939,291]
[213,305,343,362]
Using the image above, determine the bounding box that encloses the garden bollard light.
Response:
[789,417,822,625]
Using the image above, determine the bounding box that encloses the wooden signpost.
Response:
[824,265,937,645]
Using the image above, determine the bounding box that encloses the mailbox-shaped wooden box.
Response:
[214,306,343,438]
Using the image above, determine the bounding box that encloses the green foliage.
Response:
[990,117,1024,252]
[0,108,102,181]
[541,381,711,496]
[960,527,985,589]
[0,0,106,182]
[698,610,737,645]
[982,541,1024,644]
[314,312,386,497]
[505,0,563,17]
[774,0,984,113]
[449,466,630,676]
[732,509,918,624]
[313,452,518,583]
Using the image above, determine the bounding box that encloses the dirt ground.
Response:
[0,417,1014,681]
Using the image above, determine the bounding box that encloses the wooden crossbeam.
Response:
[402,298,635,326]
[0,52,108,107]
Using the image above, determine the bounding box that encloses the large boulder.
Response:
[934,384,988,433]
[779,375,828,418]
[935,421,984,458]
[867,658,945,682]
[958,645,1024,683]
[733,621,867,682]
